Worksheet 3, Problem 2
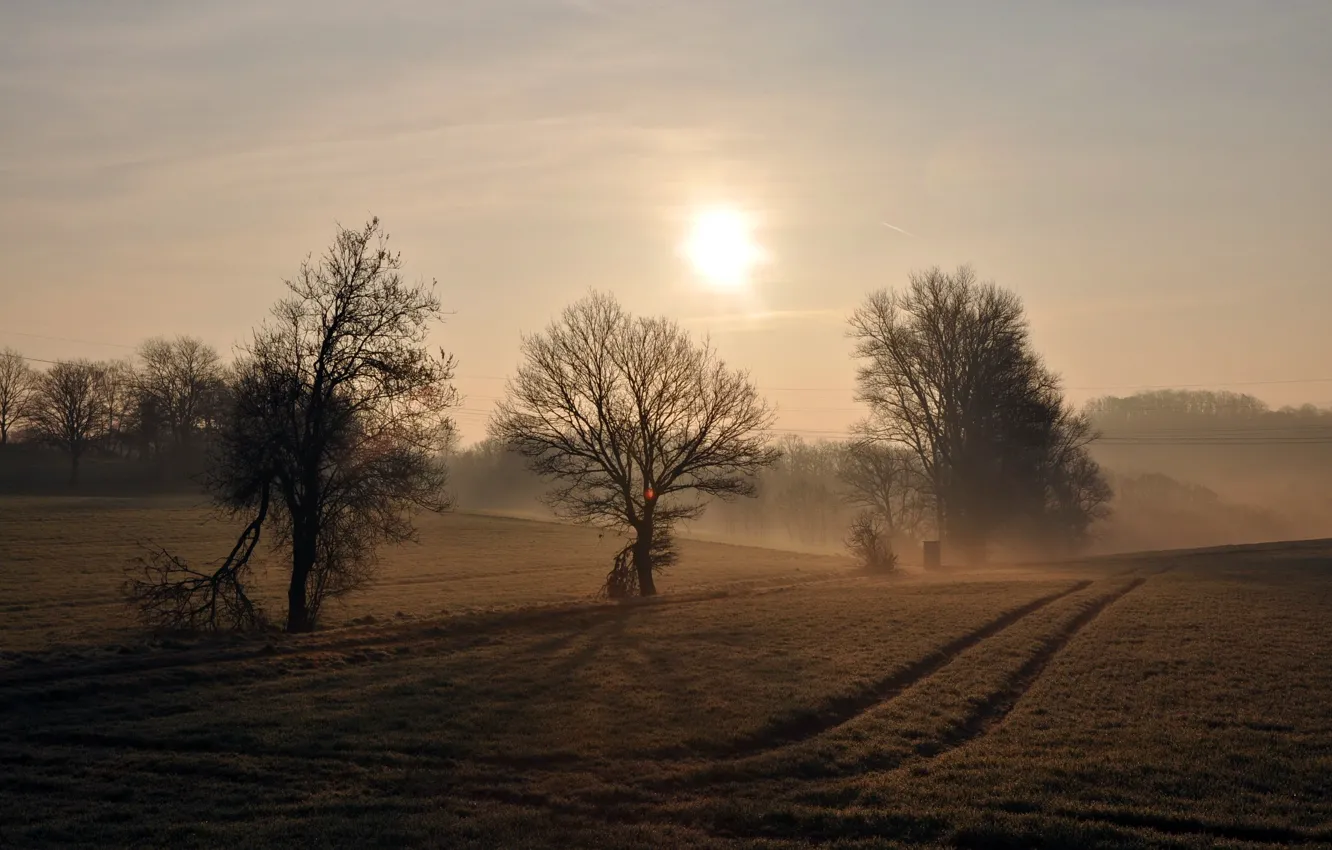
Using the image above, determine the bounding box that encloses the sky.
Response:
[2,0,1330,444]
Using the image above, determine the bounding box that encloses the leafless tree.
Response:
[838,429,931,543]
[491,292,780,596]
[0,348,37,445]
[136,336,226,453]
[28,360,108,484]
[98,359,138,457]
[128,218,459,632]
[849,266,1109,559]
[845,511,899,572]
[1087,388,1270,421]
[768,435,844,546]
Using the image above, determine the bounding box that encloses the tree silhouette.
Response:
[128,218,458,632]
[135,336,226,456]
[850,266,1109,559]
[838,429,930,544]
[0,348,37,445]
[28,360,107,485]
[491,292,779,596]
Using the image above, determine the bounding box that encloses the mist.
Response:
[440,388,1332,562]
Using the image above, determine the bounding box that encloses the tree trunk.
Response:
[68,450,80,487]
[287,527,315,632]
[934,492,945,545]
[633,519,656,597]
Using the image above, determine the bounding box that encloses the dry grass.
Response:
[0,496,850,651]
[2,497,1330,848]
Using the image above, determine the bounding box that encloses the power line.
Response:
[8,333,1332,395]
[739,378,1332,394]
[9,360,1328,447]
[1069,378,1332,391]
[1097,425,1332,434]
[0,329,136,349]
[403,373,1332,393]
[1097,439,1332,447]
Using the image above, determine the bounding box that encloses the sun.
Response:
[681,207,766,289]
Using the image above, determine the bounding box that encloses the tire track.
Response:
[706,580,1093,758]
[906,576,1146,763]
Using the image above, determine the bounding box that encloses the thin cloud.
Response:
[881,221,918,238]
[682,309,844,332]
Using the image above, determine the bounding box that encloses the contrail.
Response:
[681,309,844,330]
[881,221,918,238]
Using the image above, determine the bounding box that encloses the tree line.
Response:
[0,337,227,485]
[5,218,1114,633]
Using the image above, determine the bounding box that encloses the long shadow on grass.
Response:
[0,585,723,692]
[693,580,1093,759]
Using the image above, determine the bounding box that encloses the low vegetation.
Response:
[845,511,899,572]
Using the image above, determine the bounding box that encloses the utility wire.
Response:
[10,342,1332,446]
[7,337,1332,395]
[0,329,136,349]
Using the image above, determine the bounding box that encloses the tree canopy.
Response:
[850,266,1110,559]
[128,218,458,632]
[491,292,779,595]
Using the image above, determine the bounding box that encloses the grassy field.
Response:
[2,498,1330,848]
[0,497,851,652]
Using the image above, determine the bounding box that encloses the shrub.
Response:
[846,512,898,573]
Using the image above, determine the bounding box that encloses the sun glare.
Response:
[682,207,766,289]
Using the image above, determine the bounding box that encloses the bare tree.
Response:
[136,336,225,453]
[28,360,108,484]
[0,348,37,445]
[845,511,899,572]
[491,292,780,596]
[99,359,138,458]
[128,218,459,632]
[838,430,931,543]
[768,435,844,547]
[850,266,1109,559]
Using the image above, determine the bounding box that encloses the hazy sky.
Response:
[3,1,1330,443]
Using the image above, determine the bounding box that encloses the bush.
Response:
[846,512,898,573]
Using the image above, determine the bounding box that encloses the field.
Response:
[2,498,1331,848]
[0,497,851,652]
